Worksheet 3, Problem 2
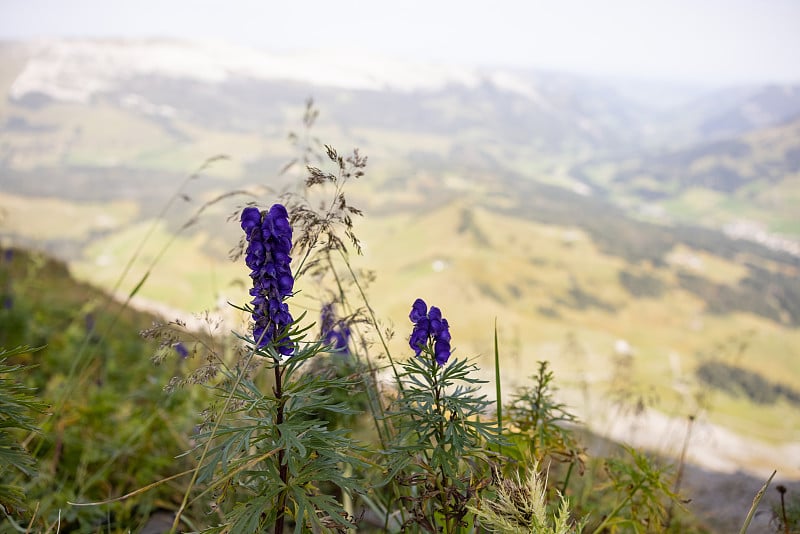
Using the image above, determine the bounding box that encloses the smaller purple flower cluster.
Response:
[409,298,451,365]
[320,303,351,354]
[241,204,294,356]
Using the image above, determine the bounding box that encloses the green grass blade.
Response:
[739,470,776,534]
[127,271,150,299]
[494,318,503,454]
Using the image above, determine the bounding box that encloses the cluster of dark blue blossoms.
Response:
[320,303,351,354]
[241,204,294,356]
[409,298,452,365]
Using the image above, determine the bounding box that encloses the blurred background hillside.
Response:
[1,0,799,495]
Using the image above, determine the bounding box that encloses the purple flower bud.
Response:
[240,207,262,234]
[409,298,427,322]
[438,319,451,343]
[410,327,428,356]
[268,203,289,221]
[434,339,451,365]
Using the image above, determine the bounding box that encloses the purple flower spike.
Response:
[408,299,452,365]
[241,204,295,356]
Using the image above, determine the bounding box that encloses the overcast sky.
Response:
[1,0,799,85]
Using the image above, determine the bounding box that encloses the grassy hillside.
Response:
[0,247,208,531]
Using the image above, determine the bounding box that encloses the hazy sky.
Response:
[1,0,799,85]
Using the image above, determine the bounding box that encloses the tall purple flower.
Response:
[241,204,294,356]
[409,298,452,365]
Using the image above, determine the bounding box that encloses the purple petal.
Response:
[434,339,451,365]
[241,207,262,234]
[409,298,427,323]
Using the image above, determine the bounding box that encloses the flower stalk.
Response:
[274,361,288,534]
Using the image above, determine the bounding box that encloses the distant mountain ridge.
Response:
[2,38,656,154]
[6,38,800,154]
[690,84,800,138]
[7,38,484,99]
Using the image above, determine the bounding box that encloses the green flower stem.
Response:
[431,356,458,534]
[274,360,288,534]
[561,461,574,496]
